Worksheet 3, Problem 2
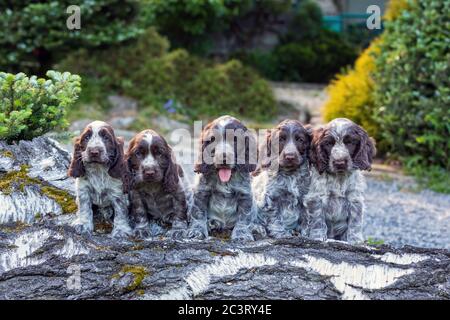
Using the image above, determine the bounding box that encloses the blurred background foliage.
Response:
[0,0,448,192]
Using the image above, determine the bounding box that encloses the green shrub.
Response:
[185,59,277,120]
[239,0,357,83]
[284,0,323,42]
[139,0,290,55]
[374,0,450,170]
[59,28,277,121]
[232,50,280,80]
[0,71,81,142]
[0,1,142,75]
[274,30,357,83]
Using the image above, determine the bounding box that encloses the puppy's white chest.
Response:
[81,165,123,207]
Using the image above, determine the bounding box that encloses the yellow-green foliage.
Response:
[383,0,412,22]
[322,41,381,141]
[0,165,76,214]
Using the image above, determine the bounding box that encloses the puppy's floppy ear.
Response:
[108,136,129,191]
[310,127,328,174]
[68,137,85,178]
[255,129,272,173]
[353,126,377,171]
[194,126,211,174]
[238,129,257,174]
[163,148,180,193]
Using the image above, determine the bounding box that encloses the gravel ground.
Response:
[364,177,450,249]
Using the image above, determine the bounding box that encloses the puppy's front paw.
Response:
[167,228,186,240]
[111,226,132,239]
[231,230,254,242]
[73,223,93,235]
[134,227,152,239]
[186,229,206,240]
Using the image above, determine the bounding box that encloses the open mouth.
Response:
[217,167,232,183]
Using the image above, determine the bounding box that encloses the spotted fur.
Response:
[304,118,376,243]
[68,121,132,237]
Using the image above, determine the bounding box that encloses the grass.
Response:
[366,237,385,246]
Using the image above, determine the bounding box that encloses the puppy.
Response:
[187,115,260,241]
[304,118,376,243]
[252,120,311,238]
[125,129,190,239]
[68,120,132,237]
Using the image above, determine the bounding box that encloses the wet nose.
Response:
[333,159,348,169]
[143,168,156,178]
[284,152,296,161]
[88,147,101,157]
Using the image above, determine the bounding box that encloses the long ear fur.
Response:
[309,127,328,174]
[68,137,85,178]
[253,129,272,176]
[163,149,180,193]
[194,125,212,174]
[108,136,128,192]
[353,127,377,171]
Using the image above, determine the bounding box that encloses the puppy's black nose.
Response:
[284,152,296,161]
[143,168,156,178]
[333,159,348,169]
[88,147,101,157]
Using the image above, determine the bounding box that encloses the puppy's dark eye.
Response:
[153,147,162,156]
[279,135,286,142]
[295,135,303,142]
[344,137,356,145]
[82,134,91,142]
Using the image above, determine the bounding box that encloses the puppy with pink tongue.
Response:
[187,115,262,241]
[218,168,232,183]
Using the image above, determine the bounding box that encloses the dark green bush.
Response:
[59,28,277,121]
[238,0,357,83]
[0,71,81,142]
[139,0,291,55]
[269,30,357,83]
[0,1,142,75]
[374,0,449,170]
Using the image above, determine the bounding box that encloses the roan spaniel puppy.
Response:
[125,129,190,239]
[252,120,311,238]
[304,118,376,244]
[187,115,260,241]
[68,120,132,237]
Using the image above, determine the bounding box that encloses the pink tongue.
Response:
[218,168,232,183]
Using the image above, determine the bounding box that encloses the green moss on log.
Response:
[0,164,76,214]
[113,265,149,293]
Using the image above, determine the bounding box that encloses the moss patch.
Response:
[0,221,30,233]
[0,165,40,195]
[0,165,76,214]
[113,265,149,293]
[40,186,77,214]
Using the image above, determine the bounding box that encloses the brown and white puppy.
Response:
[68,120,132,237]
[125,129,190,238]
[187,115,261,241]
[252,120,311,238]
[304,118,376,243]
